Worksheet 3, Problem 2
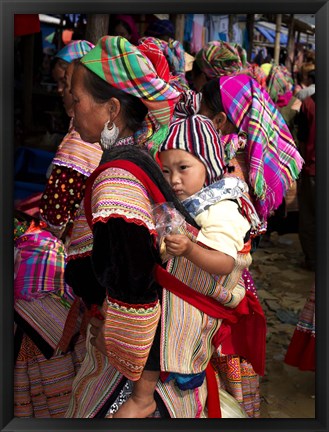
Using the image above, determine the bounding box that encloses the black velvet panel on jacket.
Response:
[65,256,106,307]
[91,218,162,305]
[65,218,162,307]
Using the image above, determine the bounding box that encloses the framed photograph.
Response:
[1,1,328,431]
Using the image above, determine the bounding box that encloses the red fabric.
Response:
[14,14,40,37]
[90,304,105,321]
[154,264,266,376]
[15,192,42,218]
[276,91,293,108]
[205,362,221,418]
[301,95,316,176]
[214,291,267,376]
[284,330,315,371]
[138,39,170,82]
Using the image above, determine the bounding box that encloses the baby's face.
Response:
[159,149,207,201]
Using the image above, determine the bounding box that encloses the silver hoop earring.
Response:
[217,128,222,138]
[100,120,119,150]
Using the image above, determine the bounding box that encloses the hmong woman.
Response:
[64,35,248,418]
[191,40,267,93]
[13,41,103,418]
[197,73,304,416]
[284,282,315,371]
[14,214,86,417]
[39,40,103,241]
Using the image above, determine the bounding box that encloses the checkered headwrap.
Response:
[266,64,294,103]
[56,40,95,63]
[81,36,181,157]
[139,36,189,91]
[195,40,247,79]
[159,114,226,185]
[220,74,304,220]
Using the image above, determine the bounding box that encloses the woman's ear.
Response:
[107,97,121,120]
[213,111,228,132]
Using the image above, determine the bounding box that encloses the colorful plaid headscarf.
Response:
[81,36,181,158]
[266,64,294,103]
[159,114,226,185]
[195,40,247,79]
[139,36,189,91]
[219,74,304,220]
[245,63,268,89]
[56,40,95,64]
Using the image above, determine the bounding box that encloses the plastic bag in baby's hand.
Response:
[152,202,186,262]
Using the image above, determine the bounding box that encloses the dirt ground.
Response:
[251,232,315,418]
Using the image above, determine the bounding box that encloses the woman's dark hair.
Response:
[191,60,203,79]
[114,19,132,36]
[308,69,315,84]
[201,78,225,119]
[80,64,148,133]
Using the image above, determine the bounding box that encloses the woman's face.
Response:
[114,22,131,40]
[52,60,68,96]
[70,65,109,143]
[62,62,75,117]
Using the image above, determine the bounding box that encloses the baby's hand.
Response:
[164,234,194,257]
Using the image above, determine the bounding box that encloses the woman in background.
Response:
[40,39,103,241]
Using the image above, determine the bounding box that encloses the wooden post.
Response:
[246,14,255,62]
[228,14,234,42]
[174,14,185,43]
[85,14,110,45]
[285,14,295,73]
[274,14,282,64]
[22,34,34,133]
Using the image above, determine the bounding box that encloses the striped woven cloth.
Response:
[89,166,158,235]
[65,326,210,418]
[66,199,94,260]
[14,295,75,350]
[14,333,86,418]
[220,74,304,220]
[160,223,251,374]
[212,354,260,418]
[103,297,161,381]
[67,161,159,260]
[53,123,102,177]
[81,36,181,157]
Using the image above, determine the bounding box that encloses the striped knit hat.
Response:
[159,114,225,185]
[80,36,181,158]
[56,40,95,63]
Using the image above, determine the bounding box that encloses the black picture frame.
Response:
[1,1,328,431]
